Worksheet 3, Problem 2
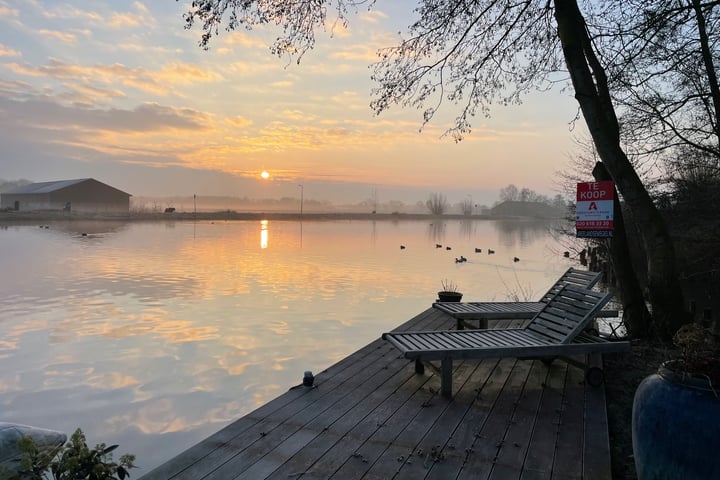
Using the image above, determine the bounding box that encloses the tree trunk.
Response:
[592,161,651,338]
[692,0,720,145]
[554,0,689,340]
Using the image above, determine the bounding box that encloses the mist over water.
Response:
[0,218,571,473]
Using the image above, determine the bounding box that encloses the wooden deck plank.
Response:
[141,307,614,480]
[455,359,533,480]
[265,365,434,479]
[231,341,429,479]
[276,313,455,480]
[582,353,612,480]
[210,309,452,480]
[198,342,415,479]
[551,364,586,478]
[361,360,487,480]
[392,358,501,480]
[326,375,439,479]
[423,357,517,480]
[140,338,385,480]
[141,308,446,480]
[299,371,435,479]
[520,361,570,477]
[154,342,401,480]
[486,360,550,480]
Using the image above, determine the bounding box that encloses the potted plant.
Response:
[5,428,136,480]
[437,279,463,302]
[632,323,720,480]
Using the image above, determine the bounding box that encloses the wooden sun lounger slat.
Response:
[463,329,542,348]
[434,301,619,321]
[384,335,628,363]
[524,322,572,343]
[384,284,631,397]
[540,268,602,302]
[433,268,619,322]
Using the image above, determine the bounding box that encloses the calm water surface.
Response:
[0,218,572,473]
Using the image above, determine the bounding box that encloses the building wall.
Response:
[49,180,130,212]
[0,193,52,211]
[1,179,130,212]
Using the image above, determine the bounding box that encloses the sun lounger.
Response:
[433,267,617,329]
[383,284,630,398]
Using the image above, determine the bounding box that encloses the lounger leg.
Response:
[415,359,425,374]
[441,358,453,398]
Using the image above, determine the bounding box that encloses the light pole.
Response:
[298,184,304,217]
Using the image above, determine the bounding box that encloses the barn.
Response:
[0,178,132,213]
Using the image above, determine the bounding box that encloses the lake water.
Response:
[0,218,572,473]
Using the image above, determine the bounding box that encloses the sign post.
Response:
[576,181,615,238]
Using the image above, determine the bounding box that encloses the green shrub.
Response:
[9,429,135,480]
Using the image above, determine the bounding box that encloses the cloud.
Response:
[40,1,154,30]
[0,94,219,174]
[6,58,222,96]
[280,110,316,122]
[96,102,212,132]
[0,43,20,57]
[38,29,78,44]
[222,31,268,49]
[0,79,36,99]
[226,61,284,76]
[0,96,209,135]
[226,116,253,128]
[0,4,20,19]
[360,10,388,24]
[41,5,103,23]
[62,83,127,103]
[328,44,379,62]
[326,18,352,38]
[109,2,154,29]
[269,80,293,88]
[154,62,223,85]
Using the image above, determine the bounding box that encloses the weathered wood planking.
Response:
[582,353,613,480]
[141,310,612,480]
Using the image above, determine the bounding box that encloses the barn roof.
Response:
[3,179,130,196]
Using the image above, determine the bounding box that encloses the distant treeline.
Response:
[496,184,566,208]
[0,178,32,192]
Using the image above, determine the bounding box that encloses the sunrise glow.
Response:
[0,1,581,206]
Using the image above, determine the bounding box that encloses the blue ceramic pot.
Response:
[632,361,720,479]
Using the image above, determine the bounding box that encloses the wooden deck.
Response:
[140,308,612,480]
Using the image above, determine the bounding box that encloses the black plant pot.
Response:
[437,291,463,302]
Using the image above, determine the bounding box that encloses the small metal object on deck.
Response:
[303,370,314,387]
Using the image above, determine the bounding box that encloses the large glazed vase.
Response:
[632,361,720,479]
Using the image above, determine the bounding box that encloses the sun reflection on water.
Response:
[260,219,269,249]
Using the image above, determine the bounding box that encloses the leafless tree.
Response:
[460,197,473,216]
[425,192,448,215]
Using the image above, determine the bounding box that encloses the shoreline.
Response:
[0,210,564,223]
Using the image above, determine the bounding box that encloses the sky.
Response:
[0,1,584,207]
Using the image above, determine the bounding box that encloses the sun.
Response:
[260,171,270,179]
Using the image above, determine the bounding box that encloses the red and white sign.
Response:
[576,181,614,238]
